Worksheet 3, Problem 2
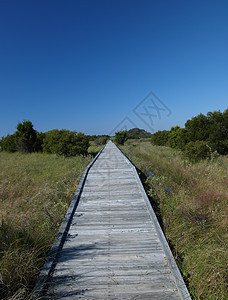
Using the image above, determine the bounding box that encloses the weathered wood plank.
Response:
[35,141,190,299]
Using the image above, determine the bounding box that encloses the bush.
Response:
[151,108,228,155]
[168,126,188,150]
[151,130,169,146]
[184,109,228,154]
[207,110,228,154]
[185,113,210,142]
[114,130,127,145]
[184,140,211,162]
[0,134,17,152]
[42,129,89,156]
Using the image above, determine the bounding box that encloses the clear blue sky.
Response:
[0,0,227,136]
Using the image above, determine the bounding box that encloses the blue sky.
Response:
[0,0,227,136]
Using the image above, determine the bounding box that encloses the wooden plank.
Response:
[35,141,190,299]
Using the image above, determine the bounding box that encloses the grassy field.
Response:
[119,139,228,299]
[0,150,95,299]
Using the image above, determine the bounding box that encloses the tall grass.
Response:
[0,152,91,299]
[120,139,228,299]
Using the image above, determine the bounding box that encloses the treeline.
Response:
[0,120,90,156]
[89,128,152,145]
[151,109,228,161]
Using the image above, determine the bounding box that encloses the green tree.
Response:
[114,130,127,145]
[16,120,37,153]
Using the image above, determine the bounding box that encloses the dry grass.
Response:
[120,139,228,299]
[0,152,91,299]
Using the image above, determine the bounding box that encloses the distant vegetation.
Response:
[114,128,152,145]
[151,109,228,162]
[0,120,90,157]
[126,128,152,139]
[0,121,153,154]
[120,139,228,299]
[88,134,109,146]
[114,130,128,145]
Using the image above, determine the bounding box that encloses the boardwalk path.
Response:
[35,141,190,299]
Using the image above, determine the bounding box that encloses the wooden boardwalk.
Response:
[35,141,190,299]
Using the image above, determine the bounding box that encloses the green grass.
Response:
[0,152,92,299]
[120,139,228,300]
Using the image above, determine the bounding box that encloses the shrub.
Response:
[184,140,211,162]
[114,130,127,145]
[185,113,210,142]
[42,129,89,156]
[184,109,228,154]
[207,110,228,154]
[168,126,188,150]
[0,134,17,152]
[151,130,169,146]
